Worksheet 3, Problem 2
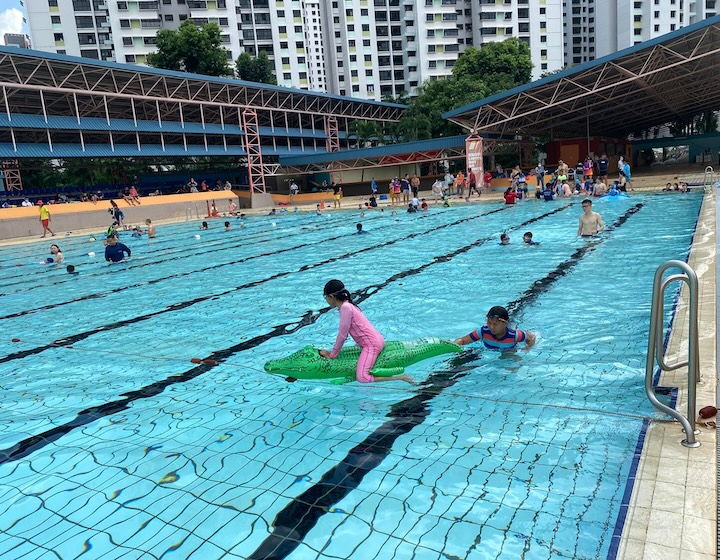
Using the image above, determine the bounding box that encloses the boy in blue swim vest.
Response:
[454,305,536,350]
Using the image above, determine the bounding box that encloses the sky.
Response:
[0,0,26,42]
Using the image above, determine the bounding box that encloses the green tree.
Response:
[452,39,532,95]
[403,76,489,138]
[348,120,379,147]
[147,21,232,77]
[235,51,276,84]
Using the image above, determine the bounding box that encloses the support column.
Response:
[1,160,22,192]
[325,115,342,185]
[242,108,266,194]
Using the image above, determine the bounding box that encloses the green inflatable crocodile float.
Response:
[264,337,462,381]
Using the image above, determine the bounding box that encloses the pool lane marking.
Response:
[0,206,489,315]
[245,202,645,560]
[0,210,449,319]
[0,205,571,465]
[0,213,357,294]
[0,206,513,361]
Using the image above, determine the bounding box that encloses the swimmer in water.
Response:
[200,221,209,230]
[523,231,539,245]
[145,218,156,238]
[224,221,232,231]
[66,264,78,275]
[319,279,415,384]
[500,233,510,245]
[578,198,604,237]
[453,305,536,351]
[356,223,367,234]
[43,243,64,264]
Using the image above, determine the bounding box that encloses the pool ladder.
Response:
[703,165,717,192]
[645,260,701,448]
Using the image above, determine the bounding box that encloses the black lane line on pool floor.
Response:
[0,207,511,362]
[0,208,465,321]
[0,205,571,465]
[0,206,510,364]
[0,212,358,295]
[246,202,644,560]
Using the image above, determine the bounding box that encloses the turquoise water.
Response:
[0,193,703,559]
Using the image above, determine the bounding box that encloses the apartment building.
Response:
[3,34,32,48]
[24,0,716,101]
[570,0,718,66]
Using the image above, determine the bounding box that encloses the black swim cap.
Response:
[324,279,345,296]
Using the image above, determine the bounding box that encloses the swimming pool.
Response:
[0,193,703,559]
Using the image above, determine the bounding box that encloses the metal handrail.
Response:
[703,165,715,192]
[645,260,701,448]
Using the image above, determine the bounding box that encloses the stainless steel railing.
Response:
[645,260,701,448]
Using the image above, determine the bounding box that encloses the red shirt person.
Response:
[503,187,518,204]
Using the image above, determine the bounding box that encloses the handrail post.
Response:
[645,260,700,448]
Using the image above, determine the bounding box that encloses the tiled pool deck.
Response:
[616,191,718,559]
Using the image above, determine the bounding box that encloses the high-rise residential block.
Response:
[23,0,718,101]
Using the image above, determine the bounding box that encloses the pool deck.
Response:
[616,190,718,559]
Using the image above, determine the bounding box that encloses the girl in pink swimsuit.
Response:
[319,279,415,384]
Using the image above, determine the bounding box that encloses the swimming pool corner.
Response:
[613,189,718,560]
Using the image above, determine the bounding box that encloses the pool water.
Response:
[0,193,703,559]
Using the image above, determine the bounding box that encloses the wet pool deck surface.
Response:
[616,190,717,559]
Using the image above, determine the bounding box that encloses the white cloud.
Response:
[0,9,24,42]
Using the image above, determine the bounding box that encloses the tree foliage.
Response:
[670,110,719,136]
[402,76,489,138]
[452,39,533,95]
[235,51,276,84]
[147,21,232,77]
[348,120,380,147]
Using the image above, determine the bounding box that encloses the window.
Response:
[540,21,546,29]
[283,72,291,80]
[363,39,370,46]
[295,41,303,48]
[54,33,64,41]
[634,28,642,35]
[48,0,58,6]
[351,70,358,77]
[348,24,354,31]
[670,23,676,30]
[75,15,94,28]
[364,54,371,61]
[164,14,173,21]
[73,0,91,10]
[426,14,433,22]
[122,36,132,45]
[281,56,290,64]
[179,14,187,20]
[350,54,357,61]
[634,15,642,21]
[81,50,100,59]
[51,15,61,23]
[279,26,286,33]
[294,25,302,32]
[365,69,372,76]
[57,49,66,54]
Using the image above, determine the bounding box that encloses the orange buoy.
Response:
[203,359,218,366]
[190,358,202,364]
[11,338,20,342]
